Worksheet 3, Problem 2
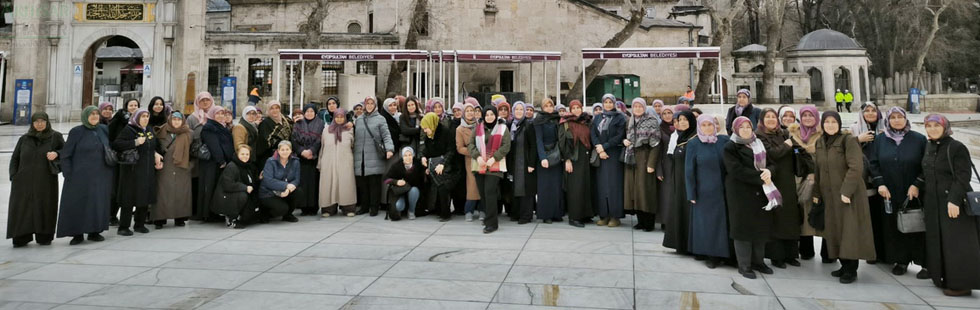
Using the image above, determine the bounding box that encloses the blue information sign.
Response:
[221,77,237,117]
[908,88,920,114]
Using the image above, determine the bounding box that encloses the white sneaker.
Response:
[408,213,416,220]
[465,212,474,222]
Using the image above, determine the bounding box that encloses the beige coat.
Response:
[456,123,480,200]
[318,127,357,207]
[813,132,876,260]
[789,123,821,236]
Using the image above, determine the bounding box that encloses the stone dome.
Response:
[795,29,863,51]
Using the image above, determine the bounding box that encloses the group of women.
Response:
[6,90,980,296]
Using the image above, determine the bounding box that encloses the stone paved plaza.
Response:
[1,121,979,310]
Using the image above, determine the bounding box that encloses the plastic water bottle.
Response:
[884,198,893,214]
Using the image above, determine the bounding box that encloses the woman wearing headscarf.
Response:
[449,101,468,216]
[384,98,401,123]
[260,141,302,222]
[291,104,324,216]
[457,99,482,221]
[153,111,193,229]
[107,98,141,225]
[233,106,261,173]
[198,106,236,222]
[756,108,802,269]
[591,103,603,116]
[848,102,888,265]
[99,102,114,125]
[317,108,356,217]
[351,102,365,120]
[869,107,928,277]
[655,106,675,228]
[558,100,593,227]
[398,96,423,156]
[384,147,425,220]
[789,105,827,262]
[8,112,64,247]
[213,145,259,229]
[495,100,513,219]
[591,93,627,227]
[186,92,214,224]
[469,105,511,234]
[56,106,112,244]
[778,106,796,129]
[420,111,458,221]
[686,114,732,268]
[256,100,293,168]
[148,96,170,128]
[354,96,395,216]
[920,113,980,296]
[623,98,662,231]
[112,108,163,235]
[662,110,697,253]
[505,101,538,224]
[724,116,777,279]
[319,97,340,125]
[725,89,760,134]
[812,111,875,284]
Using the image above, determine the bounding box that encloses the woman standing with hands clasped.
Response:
[919,114,980,296]
[8,112,64,247]
[592,94,627,227]
[724,116,777,279]
[623,98,661,231]
[869,107,928,277]
[686,114,732,268]
[112,108,164,235]
[812,111,875,284]
[469,106,511,234]
[756,108,802,269]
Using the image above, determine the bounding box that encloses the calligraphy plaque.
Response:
[75,3,153,22]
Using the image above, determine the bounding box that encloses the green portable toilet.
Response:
[585,75,624,104]
[616,74,641,102]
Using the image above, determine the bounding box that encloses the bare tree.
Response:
[566,0,647,101]
[911,0,952,88]
[760,0,788,104]
[693,0,747,105]
[383,0,429,97]
[297,0,331,102]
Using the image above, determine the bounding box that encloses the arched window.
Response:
[834,66,851,93]
[347,22,361,33]
[808,68,824,101]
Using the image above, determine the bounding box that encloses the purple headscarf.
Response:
[696,114,720,143]
[128,108,149,128]
[924,113,953,140]
[327,108,350,144]
[883,107,910,145]
[798,105,820,143]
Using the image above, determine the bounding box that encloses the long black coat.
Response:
[591,112,626,219]
[7,131,64,239]
[198,119,235,219]
[869,131,927,265]
[662,137,692,253]
[57,125,113,237]
[757,128,801,240]
[723,141,772,242]
[507,120,538,198]
[921,136,980,290]
[113,124,162,207]
[419,122,458,189]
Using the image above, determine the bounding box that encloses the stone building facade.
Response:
[1,0,714,122]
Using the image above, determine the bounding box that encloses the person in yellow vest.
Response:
[843,89,854,112]
[834,89,844,112]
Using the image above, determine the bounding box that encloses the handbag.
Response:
[118,149,140,165]
[807,199,825,230]
[896,198,926,233]
[946,144,980,216]
[544,144,560,166]
[427,156,459,188]
[792,147,813,177]
[621,148,636,166]
[590,150,600,167]
[95,128,118,166]
[364,123,387,155]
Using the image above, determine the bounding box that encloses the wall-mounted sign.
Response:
[74,3,155,22]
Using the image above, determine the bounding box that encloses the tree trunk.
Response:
[566,6,646,102]
[694,0,745,106]
[761,0,786,104]
[297,0,331,105]
[383,0,428,97]
[911,3,947,89]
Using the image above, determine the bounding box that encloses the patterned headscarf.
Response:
[129,108,150,128]
[883,107,910,145]
[696,114,720,143]
[924,113,952,140]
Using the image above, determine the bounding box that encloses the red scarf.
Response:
[475,121,506,173]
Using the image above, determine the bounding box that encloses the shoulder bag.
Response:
[947,144,980,216]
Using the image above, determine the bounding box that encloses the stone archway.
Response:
[80,36,144,108]
[72,28,153,109]
[808,68,824,101]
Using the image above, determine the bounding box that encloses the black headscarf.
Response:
[821,110,843,146]
[483,105,500,131]
[675,110,698,142]
[26,112,55,140]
